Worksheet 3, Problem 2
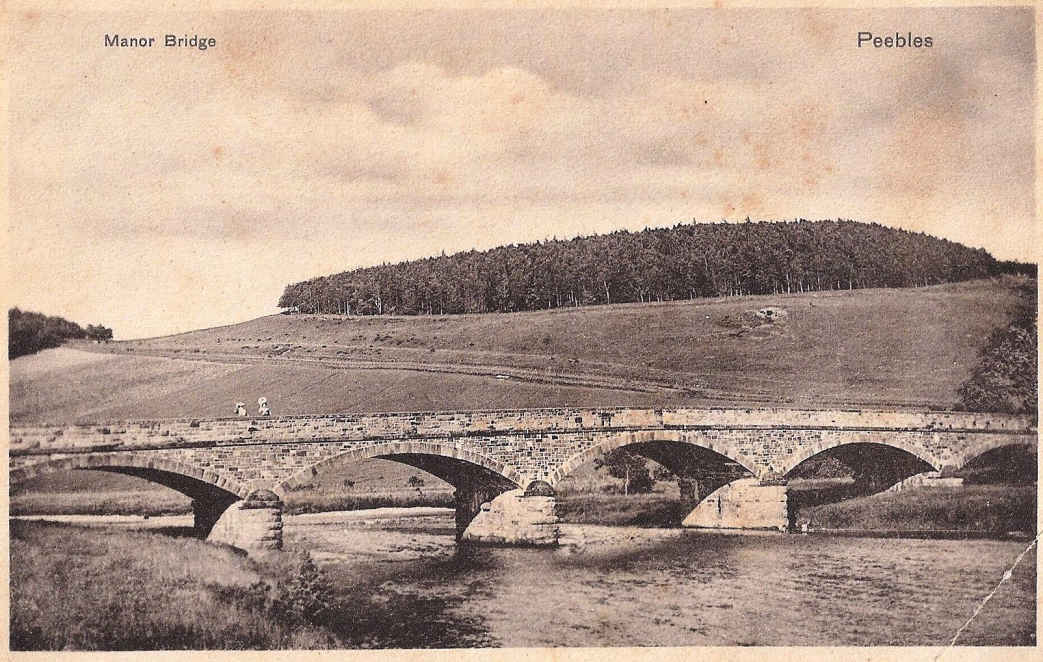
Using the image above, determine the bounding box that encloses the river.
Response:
[16,509,1036,647]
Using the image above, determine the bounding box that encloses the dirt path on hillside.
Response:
[73,342,939,411]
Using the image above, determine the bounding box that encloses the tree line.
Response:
[278,219,1010,316]
[8,308,113,359]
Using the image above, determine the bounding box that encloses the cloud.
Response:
[6,8,1036,338]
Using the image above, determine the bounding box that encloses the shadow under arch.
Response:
[776,436,941,478]
[10,453,251,500]
[548,430,758,488]
[958,442,1037,485]
[784,442,937,516]
[274,441,522,538]
[273,441,522,497]
[10,453,250,537]
[550,434,758,527]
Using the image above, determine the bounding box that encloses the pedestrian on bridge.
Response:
[258,397,271,417]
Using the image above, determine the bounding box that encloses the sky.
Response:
[6,7,1037,339]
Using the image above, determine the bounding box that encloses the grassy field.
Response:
[10,277,1028,422]
[10,490,193,517]
[9,520,338,650]
[9,349,680,423]
[793,485,1037,534]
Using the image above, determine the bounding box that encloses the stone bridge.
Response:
[9,407,1036,551]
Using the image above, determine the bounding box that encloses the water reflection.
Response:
[285,511,1036,648]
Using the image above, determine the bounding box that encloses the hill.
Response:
[9,277,1029,423]
[278,219,1002,316]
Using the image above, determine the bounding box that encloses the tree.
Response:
[593,448,654,495]
[85,324,113,342]
[8,308,87,358]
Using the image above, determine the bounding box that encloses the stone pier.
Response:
[454,481,514,540]
[207,490,284,551]
[191,493,241,538]
[682,478,789,532]
[461,488,560,546]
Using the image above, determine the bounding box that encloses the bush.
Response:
[792,456,852,479]
[958,279,1037,416]
[223,550,338,629]
[85,324,114,342]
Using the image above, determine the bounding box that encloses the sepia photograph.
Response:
[4,2,1039,656]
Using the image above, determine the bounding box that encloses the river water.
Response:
[284,509,1036,647]
[17,509,1036,647]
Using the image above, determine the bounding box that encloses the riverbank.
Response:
[793,484,1036,535]
[12,483,1036,538]
[9,519,338,650]
[9,488,455,518]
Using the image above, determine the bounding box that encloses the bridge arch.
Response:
[548,429,759,487]
[951,437,1039,472]
[957,441,1037,484]
[776,436,943,478]
[274,440,523,498]
[9,453,252,500]
[961,441,1037,466]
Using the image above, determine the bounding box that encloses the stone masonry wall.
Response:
[10,407,1031,453]
[10,407,1036,493]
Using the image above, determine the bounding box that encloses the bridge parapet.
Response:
[9,407,1035,456]
[662,408,1033,431]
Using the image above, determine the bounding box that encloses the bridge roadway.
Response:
[9,406,1036,551]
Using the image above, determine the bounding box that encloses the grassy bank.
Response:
[284,491,453,515]
[556,492,687,527]
[9,520,336,650]
[555,484,1037,535]
[8,490,456,518]
[10,519,495,650]
[9,489,192,517]
[793,485,1037,534]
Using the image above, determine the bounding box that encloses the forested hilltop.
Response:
[279,219,1009,316]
